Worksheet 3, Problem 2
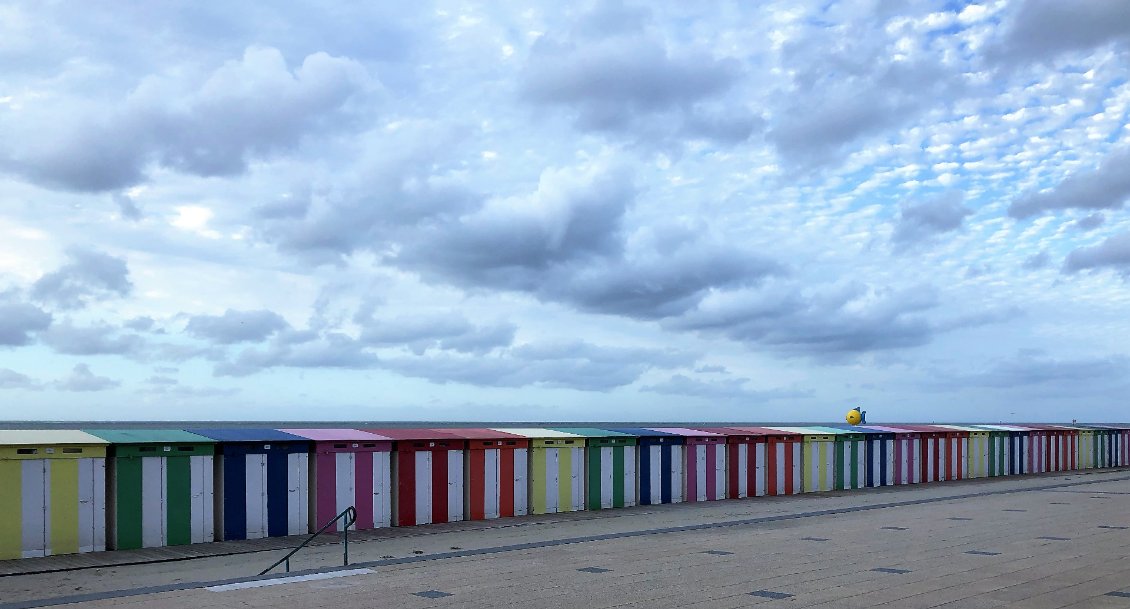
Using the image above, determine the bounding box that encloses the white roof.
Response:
[0,430,108,446]
[763,426,836,435]
[489,428,585,439]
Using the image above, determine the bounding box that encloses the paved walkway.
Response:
[1,469,1128,608]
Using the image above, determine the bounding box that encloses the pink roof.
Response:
[279,429,393,442]
[692,427,763,436]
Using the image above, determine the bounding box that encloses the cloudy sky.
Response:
[1,1,1128,423]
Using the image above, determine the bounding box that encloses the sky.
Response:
[1,0,1129,423]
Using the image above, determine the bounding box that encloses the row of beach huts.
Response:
[1,423,1127,561]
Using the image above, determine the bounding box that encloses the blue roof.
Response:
[187,429,308,443]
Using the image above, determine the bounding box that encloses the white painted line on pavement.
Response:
[206,568,374,592]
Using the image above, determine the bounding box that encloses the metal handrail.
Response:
[259,506,357,575]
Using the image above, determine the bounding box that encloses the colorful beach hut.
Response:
[860,425,921,485]
[494,429,585,515]
[828,424,895,487]
[190,429,310,541]
[552,429,635,511]
[86,430,215,550]
[806,426,867,490]
[442,428,530,520]
[886,425,957,482]
[937,425,991,479]
[647,428,726,502]
[1090,425,1128,467]
[732,427,803,495]
[694,428,767,498]
[365,428,466,526]
[765,427,836,493]
[982,425,1032,475]
[0,430,107,560]
[279,429,392,532]
[969,426,1010,477]
[605,428,684,505]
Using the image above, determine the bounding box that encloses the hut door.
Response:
[21,460,48,558]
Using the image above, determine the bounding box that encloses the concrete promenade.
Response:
[1,469,1128,608]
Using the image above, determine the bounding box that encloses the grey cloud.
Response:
[641,374,812,401]
[112,193,142,221]
[392,163,784,320]
[360,314,515,355]
[397,163,635,286]
[1075,213,1105,231]
[1008,149,1130,219]
[6,47,373,192]
[161,386,242,398]
[932,306,1025,333]
[988,0,1130,66]
[381,341,691,391]
[55,363,121,392]
[214,333,377,377]
[0,368,40,390]
[437,323,516,355]
[1023,250,1050,270]
[546,244,783,319]
[520,19,753,145]
[260,124,481,264]
[770,36,962,165]
[41,322,147,355]
[1062,231,1130,276]
[185,309,289,344]
[573,0,650,39]
[938,353,1129,389]
[964,263,991,279]
[145,376,179,386]
[892,192,972,249]
[668,281,940,358]
[31,247,132,310]
[694,364,728,374]
[0,301,53,346]
[124,316,156,331]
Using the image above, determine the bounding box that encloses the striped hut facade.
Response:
[0,431,107,560]
[86,430,215,550]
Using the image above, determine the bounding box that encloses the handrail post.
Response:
[258,506,359,577]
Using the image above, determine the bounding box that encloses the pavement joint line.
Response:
[1107,591,1130,598]
[1037,536,1070,541]
[1097,525,1128,529]
[800,537,829,541]
[871,567,912,574]
[964,551,1001,556]
[3,473,1130,609]
[577,566,613,573]
[881,526,909,530]
[413,590,453,599]
[947,517,973,520]
[749,590,794,599]
[701,550,734,556]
